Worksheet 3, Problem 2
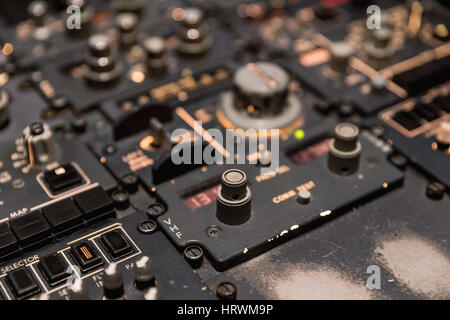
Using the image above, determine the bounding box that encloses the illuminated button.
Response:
[6,267,40,300]
[41,199,83,236]
[100,230,133,260]
[10,211,51,247]
[74,186,115,221]
[0,223,18,257]
[43,163,83,193]
[70,241,103,272]
[38,253,69,284]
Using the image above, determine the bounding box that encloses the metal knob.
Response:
[116,12,139,49]
[233,62,289,117]
[28,1,48,27]
[176,8,212,55]
[84,34,123,88]
[69,278,89,300]
[216,169,252,225]
[327,123,362,175]
[103,263,124,299]
[134,256,155,290]
[328,41,354,73]
[143,36,167,76]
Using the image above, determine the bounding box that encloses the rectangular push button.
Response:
[10,212,51,247]
[43,163,83,193]
[6,267,40,300]
[42,198,83,236]
[70,241,103,272]
[0,223,18,257]
[73,186,115,221]
[100,230,134,259]
[39,253,69,285]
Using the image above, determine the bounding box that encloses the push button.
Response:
[100,230,134,259]
[74,186,115,221]
[0,223,19,257]
[10,212,51,247]
[39,253,69,284]
[42,198,83,236]
[70,241,103,272]
[6,267,40,300]
[43,163,83,193]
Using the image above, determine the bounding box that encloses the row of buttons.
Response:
[393,93,450,131]
[2,229,134,300]
[0,186,115,260]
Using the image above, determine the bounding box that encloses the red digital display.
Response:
[183,184,220,211]
[289,138,331,166]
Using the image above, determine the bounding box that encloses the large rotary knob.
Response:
[233,62,289,117]
[220,62,303,129]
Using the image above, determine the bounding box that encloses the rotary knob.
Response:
[103,263,124,299]
[216,169,252,225]
[134,256,155,290]
[23,122,59,166]
[116,12,139,49]
[327,123,362,175]
[328,41,354,73]
[220,62,303,129]
[365,28,394,69]
[28,1,48,27]
[234,62,289,117]
[143,36,167,76]
[69,278,89,300]
[175,8,212,56]
[84,34,123,88]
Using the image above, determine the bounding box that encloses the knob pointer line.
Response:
[175,107,230,159]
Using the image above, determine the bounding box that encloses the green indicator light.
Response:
[294,129,305,140]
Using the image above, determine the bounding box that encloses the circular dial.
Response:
[220,62,303,130]
[233,62,289,117]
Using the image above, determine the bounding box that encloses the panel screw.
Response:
[146,203,166,217]
[184,245,204,269]
[103,144,116,155]
[205,225,222,238]
[216,282,237,300]
[138,220,157,234]
[426,181,445,200]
